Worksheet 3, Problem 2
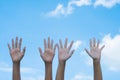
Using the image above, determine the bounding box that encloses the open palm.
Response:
[8,37,26,63]
[41,48,54,63]
[85,38,105,61]
[10,48,24,62]
[58,39,75,62]
[39,37,56,63]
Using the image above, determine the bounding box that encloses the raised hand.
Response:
[57,38,75,62]
[39,37,57,80]
[8,37,26,80]
[85,38,105,80]
[8,37,26,63]
[56,38,75,80]
[85,38,105,61]
[39,37,57,63]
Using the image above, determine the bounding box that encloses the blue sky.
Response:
[0,0,120,80]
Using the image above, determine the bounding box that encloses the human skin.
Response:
[56,38,75,80]
[85,38,105,80]
[39,37,57,80]
[8,37,26,80]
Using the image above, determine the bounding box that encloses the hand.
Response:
[8,37,26,63]
[57,38,75,62]
[85,38,105,61]
[39,37,57,63]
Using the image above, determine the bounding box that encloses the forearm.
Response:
[13,62,21,80]
[93,60,102,80]
[56,61,66,80]
[45,63,52,80]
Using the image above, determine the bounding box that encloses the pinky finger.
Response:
[22,47,26,55]
[85,48,90,54]
[69,49,75,58]
[56,44,59,51]
[53,44,57,53]
[8,44,11,52]
[100,45,105,51]
[39,47,43,56]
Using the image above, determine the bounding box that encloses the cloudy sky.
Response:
[0,0,120,80]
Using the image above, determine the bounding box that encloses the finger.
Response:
[39,47,43,56]
[90,39,92,48]
[51,39,53,49]
[22,47,26,55]
[48,37,50,48]
[19,38,22,51]
[100,45,105,51]
[56,44,59,51]
[85,48,93,58]
[97,40,100,48]
[93,38,96,47]
[12,39,14,49]
[15,37,18,48]
[8,44,11,52]
[44,39,47,50]
[69,49,75,58]
[53,44,57,53]
[64,38,68,48]
[68,41,74,51]
[85,48,90,54]
[59,39,63,48]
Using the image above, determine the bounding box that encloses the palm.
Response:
[39,37,56,63]
[58,39,75,62]
[8,37,26,63]
[42,49,54,62]
[10,48,24,62]
[59,48,70,61]
[85,38,105,61]
[90,47,101,60]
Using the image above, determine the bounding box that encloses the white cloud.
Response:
[0,67,12,72]
[46,4,66,17]
[68,0,91,7]
[22,76,44,80]
[46,0,91,17]
[0,62,41,73]
[0,62,44,80]
[94,0,120,8]
[0,62,11,72]
[86,57,93,66]
[21,68,37,73]
[101,34,120,71]
[44,0,120,17]
[73,40,82,50]
[0,67,37,73]
[71,73,93,80]
[0,62,9,67]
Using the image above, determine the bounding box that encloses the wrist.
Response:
[13,62,20,65]
[45,62,52,66]
[13,62,20,69]
[93,59,100,63]
[44,60,53,64]
[59,61,66,65]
